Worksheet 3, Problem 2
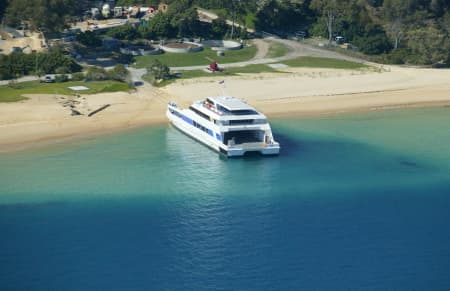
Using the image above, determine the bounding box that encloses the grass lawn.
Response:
[134,45,257,68]
[267,43,290,58]
[143,64,284,87]
[0,81,131,103]
[225,64,282,74]
[282,57,367,69]
[141,56,367,87]
[176,64,281,77]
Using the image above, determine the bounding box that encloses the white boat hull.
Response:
[167,109,221,153]
[167,109,280,157]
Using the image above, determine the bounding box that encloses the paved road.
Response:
[170,37,366,71]
[128,67,147,84]
[0,75,39,86]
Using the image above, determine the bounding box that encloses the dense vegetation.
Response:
[192,0,450,65]
[107,1,246,40]
[2,0,78,32]
[0,48,81,80]
[308,0,450,64]
[2,0,450,65]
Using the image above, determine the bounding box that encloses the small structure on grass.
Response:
[120,41,161,56]
[159,41,203,53]
[201,40,242,51]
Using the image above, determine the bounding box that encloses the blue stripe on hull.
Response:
[172,110,216,139]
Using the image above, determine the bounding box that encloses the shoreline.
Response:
[1,66,450,153]
[2,99,449,154]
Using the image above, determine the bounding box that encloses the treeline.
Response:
[2,0,78,32]
[308,0,450,65]
[107,1,246,40]
[82,64,129,82]
[2,0,450,65]
[190,0,450,65]
[0,48,81,80]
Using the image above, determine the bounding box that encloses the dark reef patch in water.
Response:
[398,159,419,168]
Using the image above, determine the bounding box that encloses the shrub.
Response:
[71,72,85,81]
[107,24,138,40]
[86,66,108,81]
[108,64,129,82]
[353,34,392,55]
[55,74,69,82]
[76,31,102,47]
[55,66,70,74]
[113,53,134,65]
[146,59,170,85]
[387,48,411,64]
[7,79,21,89]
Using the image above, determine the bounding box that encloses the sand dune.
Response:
[1,66,450,152]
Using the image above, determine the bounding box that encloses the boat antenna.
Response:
[219,79,227,96]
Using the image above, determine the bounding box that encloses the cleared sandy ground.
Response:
[164,66,450,115]
[1,66,450,152]
[0,31,45,54]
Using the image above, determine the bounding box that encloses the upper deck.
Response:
[190,96,266,121]
[209,96,254,112]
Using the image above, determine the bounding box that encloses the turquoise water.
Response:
[1,107,450,290]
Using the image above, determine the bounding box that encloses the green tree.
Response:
[5,0,77,32]
[382,0,409,49]
[37,48,81,74]
[107,24,138,41]
[0,55,12,80]
[86,66,108,81]
[310,0,346,44]
[76,31,102,47]
[116,0,161,5]
[146,59,170,84]
[0,0,8,18]
[142,12,172,39]
[170,6,200,37]
[211,15,228,38]
[255,0,312,34]
[0,48,81,80]
[108,64,129,82]
[406,26,449,64]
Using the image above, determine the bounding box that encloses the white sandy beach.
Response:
[1,65,450,152]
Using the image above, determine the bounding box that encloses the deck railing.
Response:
[228,142,265,150]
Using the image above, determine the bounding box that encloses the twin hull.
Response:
[166,106,280,157]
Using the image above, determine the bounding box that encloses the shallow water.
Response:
[1,107,450,290]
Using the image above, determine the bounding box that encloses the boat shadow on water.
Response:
[271,133,304,157]
[169,124,432,173]
[289,133,433,173]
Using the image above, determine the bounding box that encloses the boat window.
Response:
[189,106,210,121]
[193,120,212,135]
[223,130,265,144]
[216,120,229,126]
[215,106,258,115]
[231,110,258,115]
[229,119,254,125]
[215,105,226,114]
[254,119,267,124]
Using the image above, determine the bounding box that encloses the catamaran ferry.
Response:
[167,96,280,157]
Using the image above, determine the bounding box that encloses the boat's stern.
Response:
[223,141,280,157]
